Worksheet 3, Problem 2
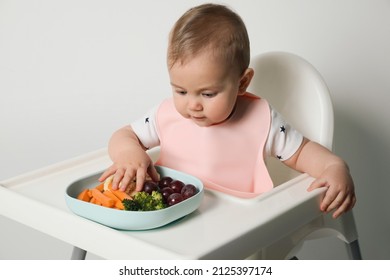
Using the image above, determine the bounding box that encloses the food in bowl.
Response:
[76,175,199,211]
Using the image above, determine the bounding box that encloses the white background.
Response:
[1,0,389,259]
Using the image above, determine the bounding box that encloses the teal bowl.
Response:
[65,166,204,230]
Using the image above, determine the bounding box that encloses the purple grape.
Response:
[161,187,174,201]
[159,176,173,189]
[142,181,159,194]
[170,180,185,193]
[167,193,184,206]
[181,184,197,199]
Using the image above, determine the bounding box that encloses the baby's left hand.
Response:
[307,162,356,219]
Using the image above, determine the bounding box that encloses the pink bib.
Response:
[155,93,273,198]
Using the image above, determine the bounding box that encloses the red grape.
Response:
[142,181,159,194]
[170,180,185,193]
[159,176,173,189]
[161,187,174,201]
[167,193,184,206]
[181,184,197,199]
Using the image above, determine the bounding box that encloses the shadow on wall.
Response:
[333,106,390,259]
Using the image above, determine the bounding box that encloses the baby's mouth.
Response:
[191,115,206,121]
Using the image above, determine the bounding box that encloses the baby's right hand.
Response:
[98,154,160,193]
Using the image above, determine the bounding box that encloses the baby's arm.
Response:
[98,125,160,192]
[284,138,356,218]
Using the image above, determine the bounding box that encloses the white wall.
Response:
[1,0,389,259]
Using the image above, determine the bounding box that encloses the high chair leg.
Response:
[71,246,87,260]
[345,240,362,260]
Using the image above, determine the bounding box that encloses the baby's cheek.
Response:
[212,104,234,122]
[173,101,187,118]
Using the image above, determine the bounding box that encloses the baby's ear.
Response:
[238,68,254,95]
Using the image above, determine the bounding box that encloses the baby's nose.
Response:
[188,97,202,111]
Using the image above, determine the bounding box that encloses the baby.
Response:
[99,3,356,219]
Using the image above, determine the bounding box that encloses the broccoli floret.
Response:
[123,191,166,211]
[151,191,166,210]
[133,192,151,211]
[122,199,140,211]
[151,191,163,202]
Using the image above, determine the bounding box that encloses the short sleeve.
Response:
[264,107,304,161]
[130,105,160,150]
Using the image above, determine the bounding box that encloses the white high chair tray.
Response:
[0,148,325,259]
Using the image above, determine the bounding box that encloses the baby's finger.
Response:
[319,188,341,212]
[98,167,115,182]
[349,195,357,211]
[331,195,352,219]
[111,169,125,190]
[307,178,328,192]
[324,192,346,213]
[119,169,136,192]
[148,164,160,182]
[135,167,147,192]
[336,194,357,217]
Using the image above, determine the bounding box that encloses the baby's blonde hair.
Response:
[167,3,250,75]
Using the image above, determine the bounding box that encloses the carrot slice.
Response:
[76,180,133,210]
[91,188,115,208]
[90,197,101,205]
[77,189,92,202]
[103,190,125,210]
[105,180,133,201]
[94,183,104,192]
[110,189,132,201]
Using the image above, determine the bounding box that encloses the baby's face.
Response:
[169,51,242,127]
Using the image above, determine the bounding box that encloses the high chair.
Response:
[247,51,362,259]
[0,52,361,260]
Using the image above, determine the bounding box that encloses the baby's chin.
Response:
[190,118,212,127]
[192,118,229,127]
[181,113,225,127]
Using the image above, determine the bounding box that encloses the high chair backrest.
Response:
[248,52,334,186]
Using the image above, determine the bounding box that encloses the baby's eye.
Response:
[202,92,217,98]
[176,90,187,95]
